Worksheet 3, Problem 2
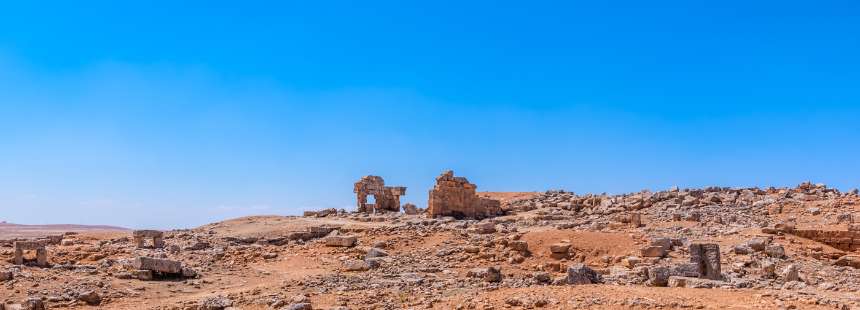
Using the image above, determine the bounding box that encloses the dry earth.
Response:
[2,183,860,310]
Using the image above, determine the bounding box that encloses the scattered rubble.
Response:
[1,180,858,309]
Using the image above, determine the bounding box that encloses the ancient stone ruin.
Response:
[427,170,502,219]
[13,240,48,267]
[690,243,721,280]
[131,256,196,280]
[353,175,406,213]
[778,228,860,252]
[133,230,165,249]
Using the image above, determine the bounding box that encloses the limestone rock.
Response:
[566,264,600,285]
[834,255,860,269]
[690,243,721,280]
[77,290,101,306]
[781,264,799,282]
[200,295,233,310]
[325,235,357,247]
[468,267,502,283]
[133,257,183,274]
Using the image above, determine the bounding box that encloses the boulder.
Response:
[765,244,785,258]
[549,243,570,254]
[746,237,769,251]
[640,246,667,258]
[622,256,641,268]
[402,203,419,215]
[343,260,372,272]
[365,248,389,258]
[566,264,600,285]
[133,257,182,274]
[508,240,529,252]
[200,295,233,310]
[667,276,720,288]
[472,222,496,234]
[781,264,799,282]
[288,303,313,310]
[0,270,12,282]
[24,298,45,310]
[325,235,357,247]
[647,266,670,287]
[77,290,102,306]
[834,255,860,269]
[468,267,502,283]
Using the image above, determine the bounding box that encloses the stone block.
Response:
[133,257,182,274]
[325,235,357,247]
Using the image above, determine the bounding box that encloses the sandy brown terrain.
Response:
[2,183,860,309]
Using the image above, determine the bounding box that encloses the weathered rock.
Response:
[343,260,372,271]
[640,246,667,258]
[781,264,799,282]
[365,247,389,258]
[566,264,600,285]
[647,266,670,287]
[24,298,45,310]
[689,243,721,280]
[402,203,420,215]
[471,222,496,234]
[468,267,502,283]
[765,244,785,258]
[834,255,860,269]
[667,276,720,288]
[549,243,570,254]
[77,290,102,306]
[325,235,357,247]
[746,237,769,251]
[533,271,552,284]
[0,270,12,282]
[733,244,752,255]
[622,256,641,268]
[133,257,182,274]
[288,303,313,310]
[508,240,529,252]
[200,295,233,310]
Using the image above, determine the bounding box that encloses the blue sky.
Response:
[1,1,858,228]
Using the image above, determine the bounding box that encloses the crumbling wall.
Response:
[789,229,860,251]
[427,170,501,219]
[353,176,406,213]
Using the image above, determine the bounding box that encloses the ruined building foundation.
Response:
[354,176,406,213]
[133,230,165,249]
[427,170,502,219]
[13,240,49,267]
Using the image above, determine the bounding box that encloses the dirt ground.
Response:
[2,186,859,309]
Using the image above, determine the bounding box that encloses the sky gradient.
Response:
[1,1,859,228]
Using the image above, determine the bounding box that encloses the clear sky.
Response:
[1,1,858,228]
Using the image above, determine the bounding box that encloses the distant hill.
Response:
[0,222,129,239]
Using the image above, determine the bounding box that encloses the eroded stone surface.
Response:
[354,175,406,213]
[427,170,501,219]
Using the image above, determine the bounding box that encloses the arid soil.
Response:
[2,183,860,309]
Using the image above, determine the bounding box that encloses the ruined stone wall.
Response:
[427,170,501,219]
[789,229,860,251]
[354,176,406,213]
